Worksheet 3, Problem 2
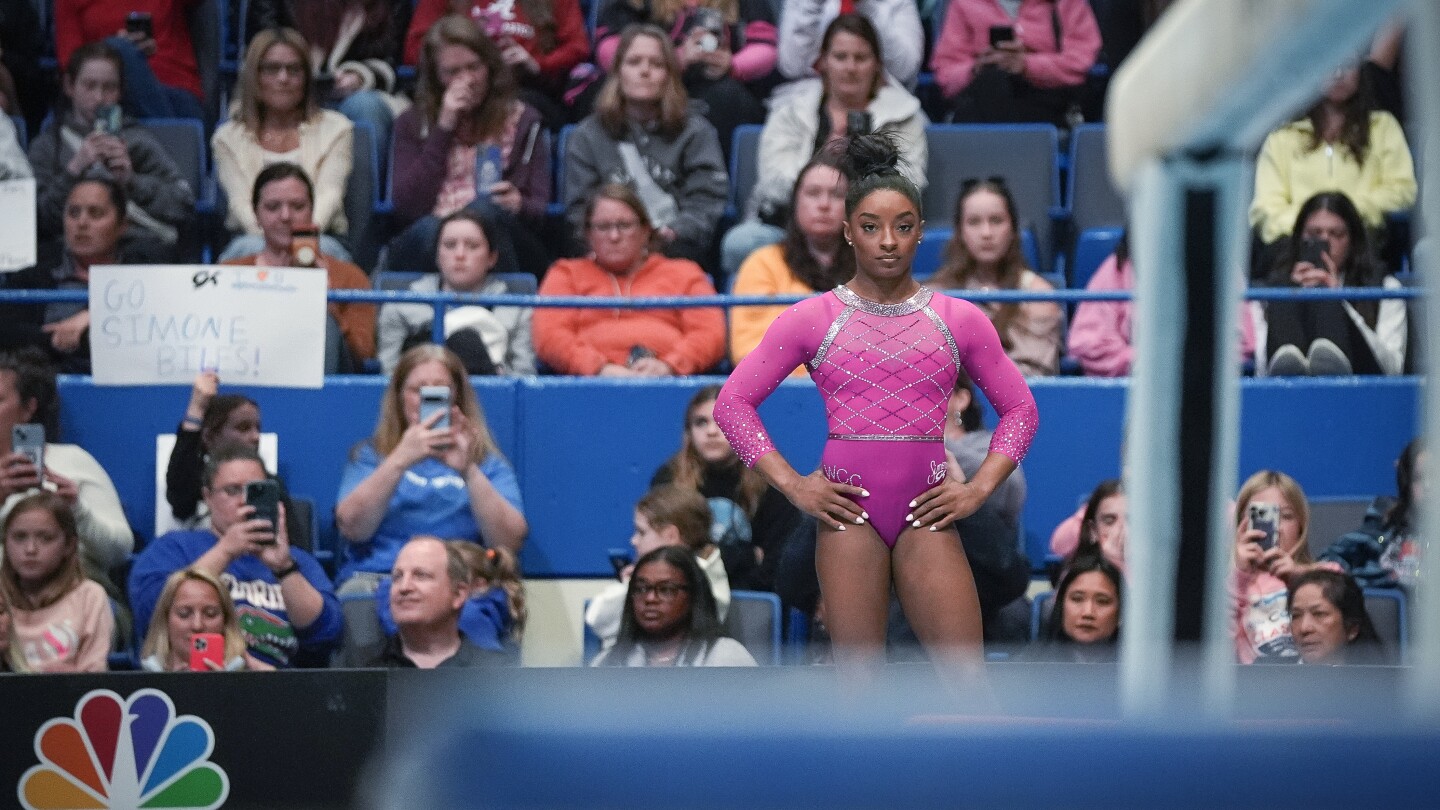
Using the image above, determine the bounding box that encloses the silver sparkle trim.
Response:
[828,433,942,442]
[833,285,933,316]
[809,305,855,370]
[920,304,961,369]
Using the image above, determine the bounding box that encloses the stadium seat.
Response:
[139,118,212,214]
[915,228,1044,283]
[1066,124,1125,235]
[346,122,383,271]
[728,124,762,220]
[335,593,386,668]
[550,123,574,218]
[1305,497,1373,560]
[1070,226,1123,290]
[786,606,811,662]
[921,124,1063,271]
[1030,590,1055,640]
[1363,588,1407,664]
[9,115,26,150]
[726,590,783,666]
[187,0,225,129]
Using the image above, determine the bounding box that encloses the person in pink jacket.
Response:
[929,0,1100,125]
[1068,236,1255,376]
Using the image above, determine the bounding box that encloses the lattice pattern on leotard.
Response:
[810,305,957,439]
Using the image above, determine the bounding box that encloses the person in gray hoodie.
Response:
[28,42,194,257]
[563,24,727,271]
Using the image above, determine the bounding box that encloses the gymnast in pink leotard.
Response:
[713,133,1037,671]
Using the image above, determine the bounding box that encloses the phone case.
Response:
[245,480,281,534]
[189,633,226,671]
[12,424,44,470]
[419,386,451,430]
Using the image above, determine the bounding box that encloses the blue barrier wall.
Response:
[58,376,1418,577]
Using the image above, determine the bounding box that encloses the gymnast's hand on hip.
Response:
[908,478,988,532]
[785,470,869,532]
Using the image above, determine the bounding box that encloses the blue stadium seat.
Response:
[728,124,762,220]
[1070,226,1124,291]
[921,124,1063,271]
[138,118,215,216]
[914,228,1044,282]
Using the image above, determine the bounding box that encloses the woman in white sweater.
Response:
[212,27,354,261]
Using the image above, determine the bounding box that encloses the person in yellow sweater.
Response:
[729,153,853,372]
[1250,64,1416,251]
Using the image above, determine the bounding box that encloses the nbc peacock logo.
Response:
[18,688,229,809]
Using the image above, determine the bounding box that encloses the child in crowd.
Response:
[1,492,113,673]
[584,485,730,652]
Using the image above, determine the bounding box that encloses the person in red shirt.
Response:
[55,0,204,121]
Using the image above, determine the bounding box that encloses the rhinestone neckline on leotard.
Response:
[833,284,933,316]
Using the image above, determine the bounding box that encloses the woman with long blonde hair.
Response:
[335,345,527,594]
[139,568,269,672]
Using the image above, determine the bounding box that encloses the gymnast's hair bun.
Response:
[839,131,904,182]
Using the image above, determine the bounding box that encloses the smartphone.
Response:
[608,548,634,580]
[989,25,1015,48]
[188,633,225,672]
[126,11,153,38]
[12,424,44,472]
[628,345,656,366]
[1248,502,1279,552]
[290,224,320,267]
[474,145,504,192]
[846,111,872,136]
[93,104,122,135]
[1299,237,1330,269]
[245,479,280,541]
[419,386,451,430]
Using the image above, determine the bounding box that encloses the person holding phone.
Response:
[27,41,193,252]
[221,163,375,371]
[389,15,551,278]
[534,184,725,376]
[0,349,133,611]
[1230,470,1342,664]
[1249,61,1416,261]
[129,445,342,669]
[335,345,527,595]
[138,568,274,672]
[1258,191,1406,376]
[53,0,205,121]
[721,14,926,283]
[930,0,1100,125]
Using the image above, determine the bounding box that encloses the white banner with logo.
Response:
[89,264,327,388]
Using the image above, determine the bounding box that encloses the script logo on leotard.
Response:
[823,465,863,487]
[927,461,947,486]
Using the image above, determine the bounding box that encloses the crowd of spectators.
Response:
[0,1,1426,671]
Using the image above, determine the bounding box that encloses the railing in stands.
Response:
[0,286,1421,345]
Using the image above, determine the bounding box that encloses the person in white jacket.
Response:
[778,0,924,89]
[720,13,927,281]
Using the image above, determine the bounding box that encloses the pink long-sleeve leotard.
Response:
[715,285,1039,547]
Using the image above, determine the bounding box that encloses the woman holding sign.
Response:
[334,345,527,594]
[0,178,164,373]
[388,15,551,278]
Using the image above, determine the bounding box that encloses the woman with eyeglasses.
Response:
[592,545,756,667]
[212,27,355,261]
[930,177,1062,377]
[533,184,725,376]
